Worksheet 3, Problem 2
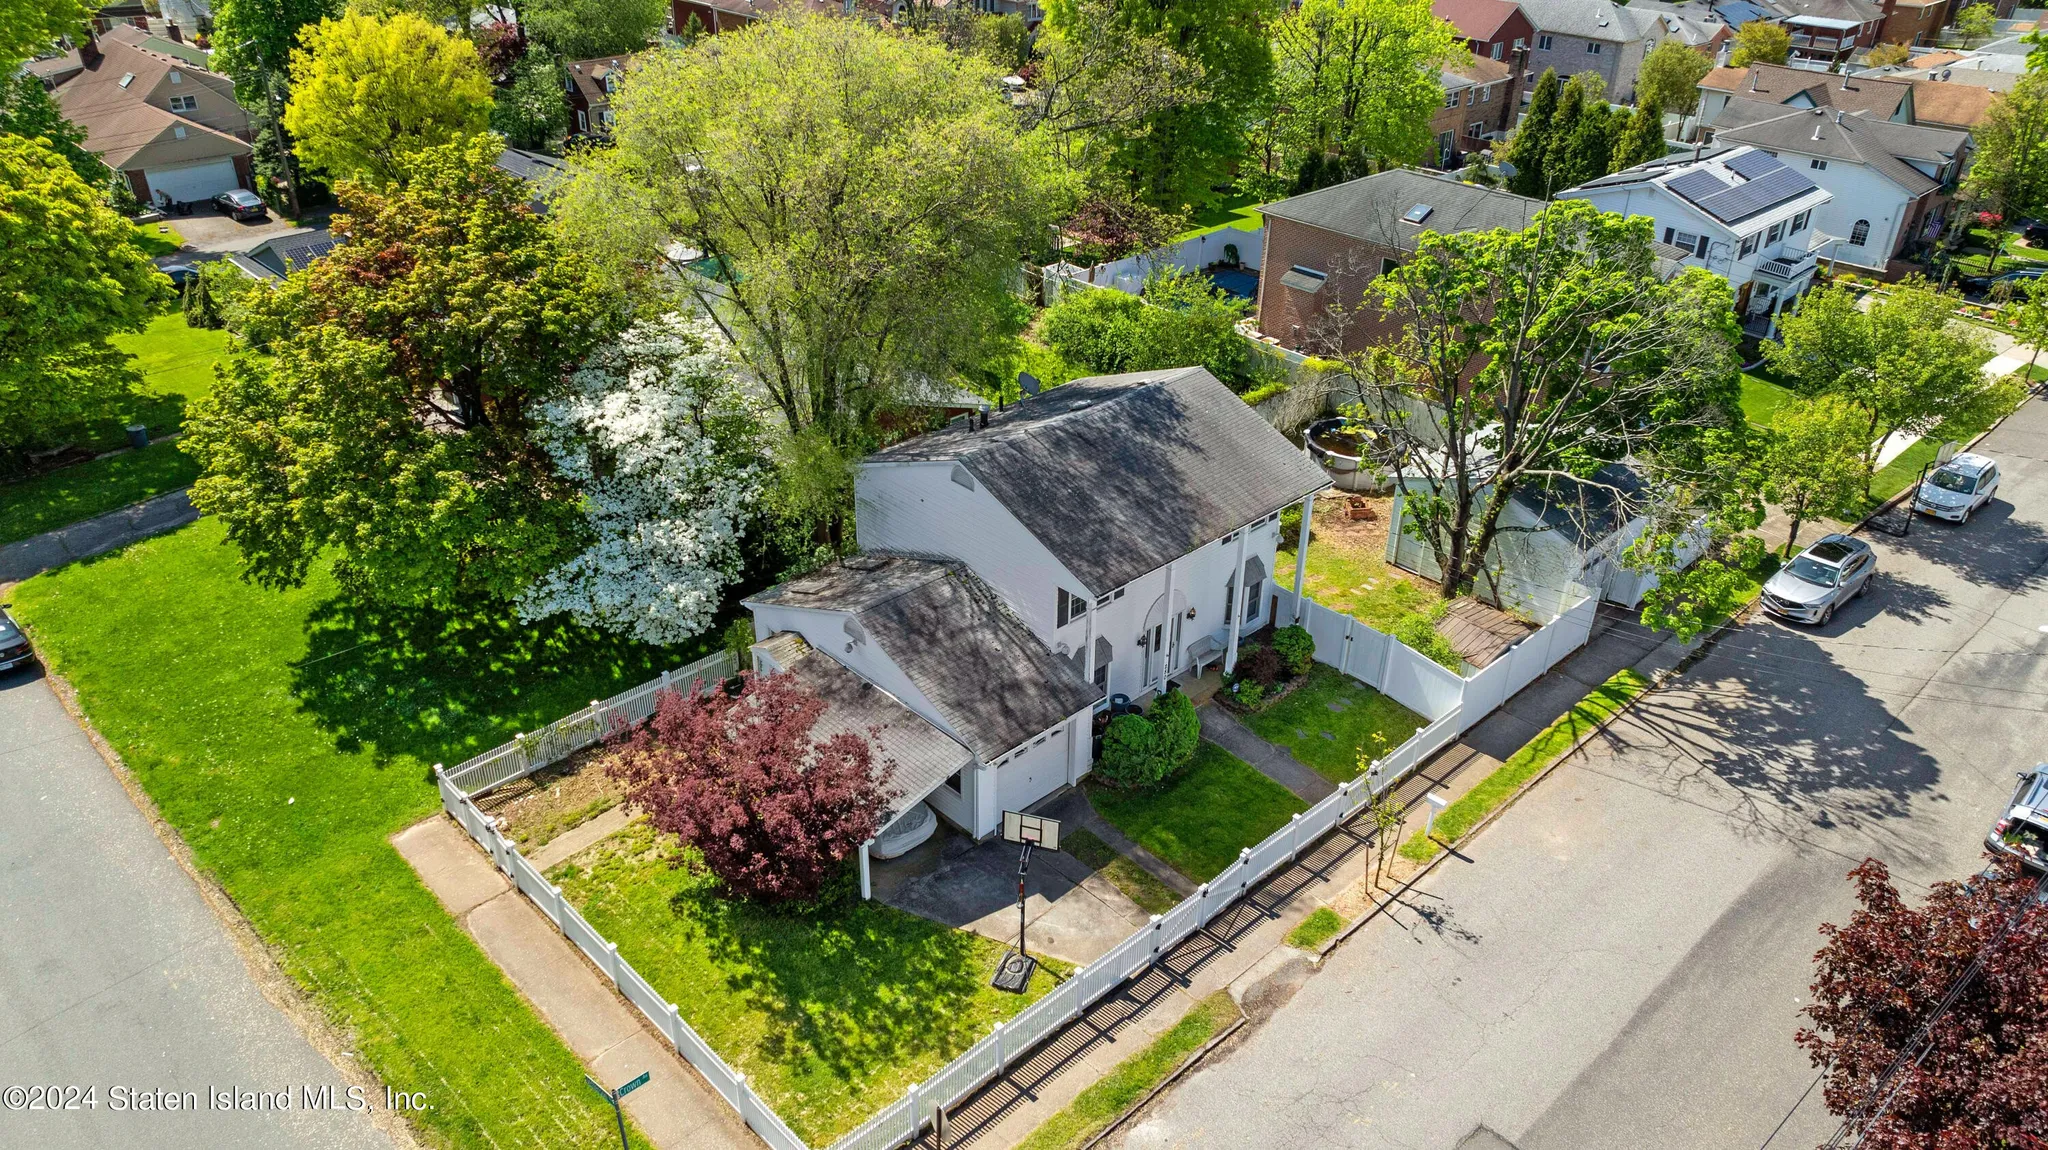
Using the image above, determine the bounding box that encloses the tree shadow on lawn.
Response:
[288,596,692,770]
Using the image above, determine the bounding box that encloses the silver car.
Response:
[1759,534,1875,626]
[1987,766,2048,876]
[1913,451,2001,523]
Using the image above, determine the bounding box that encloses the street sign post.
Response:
[993,811,1061,993]
[585,1071,650,1150]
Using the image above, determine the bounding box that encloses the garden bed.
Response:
[477,743,627,852]
[1240,665,1427,784]
[1086,741,1307,882]
[547,822,1064,1145]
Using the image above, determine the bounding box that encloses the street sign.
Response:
[583,1071,645,1150]
[616,1072,651,1098]
[584,1075,609,1100]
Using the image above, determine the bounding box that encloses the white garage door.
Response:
[996,727,1071,816]
[144,158,239,204]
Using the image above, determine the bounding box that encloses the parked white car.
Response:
[1914,452,2001,523]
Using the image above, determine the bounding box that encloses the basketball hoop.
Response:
[1002,810,1061,851]
[992,811,1061,993]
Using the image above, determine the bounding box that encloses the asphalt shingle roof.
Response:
[1713,105,1965,195]
[1260,169,1548,254]
[1518,0,1648,41]
[749,557,1100,760]
[767,634,973,816]
[1704,63,1912,119]
[867,367,1331,593]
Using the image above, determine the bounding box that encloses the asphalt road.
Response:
[0,667,391,1149]
[1123,394,2048,1150]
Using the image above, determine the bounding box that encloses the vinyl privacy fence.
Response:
[434,594,1595,1150]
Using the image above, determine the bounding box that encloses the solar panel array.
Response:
[1723,149,1784,180]
[1667,161,1818,224]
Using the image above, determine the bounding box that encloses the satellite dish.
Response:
[1018,371,1041,397]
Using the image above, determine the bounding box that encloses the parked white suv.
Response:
[1914,452,2000,523]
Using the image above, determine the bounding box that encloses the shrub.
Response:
[1097,713,1166,788]
[181,261,253,331]
[1239,644,1283,686]
[1233,680,1267,708]
[1150,690,1200,775]
[1393,612,1462,671]
[1272,625,1315,676]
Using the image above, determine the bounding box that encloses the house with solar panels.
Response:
[1557,145,1832,337]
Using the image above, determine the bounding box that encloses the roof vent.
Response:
[1069,399,1093,412]
[1403,203,1434,223]
[1942,68,1952,80]
[118,72,135,87]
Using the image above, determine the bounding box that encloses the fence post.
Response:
[666,1001,684,1051]
[605,939,622,987]
[1195,882,1211,926]
[1148,914,1164,957]
[551,884,567,930]
[735,1073,757,1129]
[906,1081,922,1134]
[1239,847,1253,896]
[1288,811,1303,859]
[992,1019,1006,1072]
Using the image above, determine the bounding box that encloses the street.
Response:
[0,668,391,1150]
[1122,395,2048,1150]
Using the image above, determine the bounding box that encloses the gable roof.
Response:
[1907,80,1997,129]
[1431,0,1527,41]
[1444,56,1514,90]
[866,368,1329,593]
[1568,144,1830,227]
[40,25,248,169]
[1262,168,1547,252]
[1626,0,1732,44]
[1713,106,1965,195]
[1516,0,1647,41]
[1704,63,1912,119]
[748,557,1100,760]
[565,53,642,109]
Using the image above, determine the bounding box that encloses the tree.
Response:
[1149,689,1200,773]
[1952,2,1997,48]
[556,17,1059,449]
[520,0,665,62]
[1505,68,1560,198]
[1761,394,1869,553]
[181,261,257,331]
[1268,0,1464,179]
[182,136,617,607]
[1798,858,2048,1149]
[1058,192,1186,266]
[1019,0,1208,185]
[1340,199,1744,601]
[210,0,341,212]
[2006,276,2048,379]
[0,0,87,76]
[1961,72,2048,226]
[1865,41,1911,68]
[1098,713,1167,787]
[282,10,494,185]
[0,72,96,186]
[1634,39,1712,119]
[490,49,569,151]
[1040,268,1253,386]
[610,673,895,905]
[0,135,164,459]
[1729,20,1791,68]
[519,314,769,646]
[1546,76,1617,190]
[1611,99,1667,172]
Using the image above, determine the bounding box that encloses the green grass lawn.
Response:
[1275,538,1461,670]
[1285,906,1347,950]
[108,311,234,436]
[1174,194,1264,242]
[548,822,1063,1145]
[1946,226,2048,276]
[1062,827,1181,915]
[1401,669,1653,863]
[1015,990,1238,1150]
[0,441,199,545]
[130,219,186,257]
[1243,664,1426,783]
[12,520,704,1150]
[1088,741,1307,882]
[1739,372,1796,427]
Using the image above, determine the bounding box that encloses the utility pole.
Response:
[238,40,301,219]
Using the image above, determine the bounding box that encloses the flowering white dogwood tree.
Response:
[521,314,767,645]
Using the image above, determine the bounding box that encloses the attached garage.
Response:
[139,156,241,204]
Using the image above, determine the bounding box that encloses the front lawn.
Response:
[549,822,1063,1145]
[1276,529,1461,670]
[13,520,700,1150]
[1242,664,1427,783]
[1087,741,1307,882]
[108,310,234,438]
[0,442,199,545]
[1739,372,1796,427]
[1174,194,1264,242]
[130,219,186,256]
[1062,826,1180,915]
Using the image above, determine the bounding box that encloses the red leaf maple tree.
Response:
[1798,858,2048,1150]
[610,672,896,904]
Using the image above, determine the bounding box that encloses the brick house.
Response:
[1875,0,1946,47]
[1518,0,1667,100]
[563,54,641,137]
[1432,0,1538,62]
[1428,57,1518,168]
[1254,169,1545,356]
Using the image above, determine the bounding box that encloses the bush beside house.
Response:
[1097,690,1201,788]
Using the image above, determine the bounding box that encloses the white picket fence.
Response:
[431,591,1596,1150]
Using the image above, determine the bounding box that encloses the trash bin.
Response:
[127,424,149,449]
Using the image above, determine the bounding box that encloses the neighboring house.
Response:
[1709,103,1966,271]
[495,147,571,212]
[1624,0,1735,54]
[1432,0,1538,62]
[1874,0,1947,49]
[89,0,149,33]
[1255,169,1546,356]
[1696,62,1917,128]
[1558,145,1832,334]
[1767,0,1885,66]
[564,55,640,137]
[224,228,338,280]
[668,0,942,36]
[1905,77,1998,130]
[1428,57,1518,169]
[746,366,1329,839]
[1518,0,1665,100]
[30,25,253,206]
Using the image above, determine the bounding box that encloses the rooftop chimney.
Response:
[79,28,100,66]
[166,21,182,42]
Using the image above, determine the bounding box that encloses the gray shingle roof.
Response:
[1712,105,1965,195]
[867,367,1330,593]
[1518,0,1648,41]
[767,633,973,817]
[749,557,1099,760]
[1509,462,1646,546]
[1261,169,1548,252]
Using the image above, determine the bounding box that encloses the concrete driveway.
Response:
[0,666,391,1150]
[1121,395,2048,1150]
[155,205,326,262]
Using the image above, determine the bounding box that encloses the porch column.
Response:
[859,840,872,901]
[1291,491,1316,624]
[1159,560,1177,692]
[1081,596,1097,696]
[1225,527,1250,675]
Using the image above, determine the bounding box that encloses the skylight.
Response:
[1403,203,1434,224]
[118,73,135,87]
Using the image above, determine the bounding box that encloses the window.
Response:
[1513,37,1526,49]
[1810,158,1828,171]
[1244,578,1263,623]
[1444,90,1460,108]
[1663,227,1703,254]
[1490,42,1504,59]
[576,109,587,132]
[1791,210,1811,234]
[1537,34,1553,49]
[1480,85,1491,102]
[1739,233,1759,258]
[942,770,964,797]
[167,94,197,112]
[599,108,614,128]
[1767,221,1784,244]
[1380,257,1401,276]
[168,70,182,84]
[1056,588,1089,627]
[171,125,185,139]
[1468,121,1487,139]
[1849,219,1870,246]
[1093,637,1112,693]
[1587,41,1603,54]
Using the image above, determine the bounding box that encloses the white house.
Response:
[1558,145,1832,334]
[745,366,1332,842]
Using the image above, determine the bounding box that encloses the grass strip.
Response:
[1399,669,1654,863]
[1286,907,1347,950]
[1088,742,1307,883]
[0,442,199,545]
[1015,991,1240,1150]
[1062,828,1181,916]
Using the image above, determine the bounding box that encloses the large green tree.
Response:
[183,135,618,607]
[1266,0,1462,180]
[556,17,1060,449]
[1761,394,1869,554]
[490,49,569,151]
[1505,67,1560,198]
[1730,21,1791,67]
[1611,99,1667,172]
[1342,199,1743,600]
[1020,0,1208,186]
[520,0,665,61]
[1962,71,2048,226]
[1040,269,1254,386]
[0,70,97,185]
[0,136,164,457]
[282,10,494,185]
[0,0,86,75]
[210,0,339,98]
[1634,39,1712,118]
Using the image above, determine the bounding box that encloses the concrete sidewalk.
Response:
[392,816,759,1150]
[0,487,196,582]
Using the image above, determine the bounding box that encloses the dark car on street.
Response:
[212,188,269,221]
[0,607,33,674]
[1964,264,2047,296]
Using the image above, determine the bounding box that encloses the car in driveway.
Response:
[1987,766,2048,875]
[0,607,33,673]
[211,189,269,222]
[1759,534,1876,625]
[1914,452,2001,522]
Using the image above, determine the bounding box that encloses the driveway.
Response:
[0,667,391,1150]
[155,205,327,264]
[1121,395,2048,1150]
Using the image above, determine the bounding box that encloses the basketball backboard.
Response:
[1001,810,1060,852]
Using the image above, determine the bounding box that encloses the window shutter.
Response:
[1663,227,1675,245]
[1696,234,1709,258]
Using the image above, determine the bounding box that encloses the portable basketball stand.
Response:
[991,810,1060,994]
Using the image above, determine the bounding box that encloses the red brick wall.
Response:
[671,1,752,33]
[1256,217,1405,357]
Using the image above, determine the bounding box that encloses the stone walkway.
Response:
[1197,704,1335,803]
[0,488,196,583]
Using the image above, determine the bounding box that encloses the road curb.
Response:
[1075,1013,1249,1150]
